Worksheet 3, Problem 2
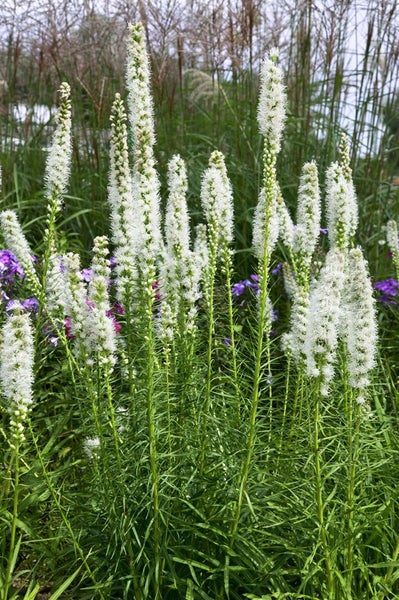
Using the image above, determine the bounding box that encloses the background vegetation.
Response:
[1,0,399,274]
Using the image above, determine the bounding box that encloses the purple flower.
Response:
[82,268,93,283]
[374,278,399,307]
[5,297,39,313]
[374,278,399,296]
[232,281,246,298]
[0,249,24,280]
[272,263,282,276]
[22,297,39,313]
[231,274,260,298]
[320,228,328,235]
[222,337,232,347]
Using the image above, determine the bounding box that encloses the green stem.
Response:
[145,289,161,599]
[313,385,334,598]
[3,440,20,600]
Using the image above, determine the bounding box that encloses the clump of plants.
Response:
[0,23,398,600]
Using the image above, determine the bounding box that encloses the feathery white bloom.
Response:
[252,186,279,260]
[0,210,41,295]
[108,93,138,303]
[126,23,162,275]
[304,248,346,395]
[201,151,234,253]
[293,161,321,263]
[386,220,399,274]
[63,252,89,347]
[282,284,310,363]
[0,309,34,444]
[44,82,72,210]
[45,248,66,313]
[342,248,377,399]
[276,188,294,248]
[164,154,190,258]
[339,135,358,242]
[208,150,234,247]
[325,162,357,250]
[257,48,287,153]
[194,223,210,300]
[87,236,116,369]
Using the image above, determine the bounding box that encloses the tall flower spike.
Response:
[257,48,287,154]
[126,22,162,277]
[108,93,138,303]
[44,82,72,211]
[0,309,34,445]
[87,236,116,369]
[62,252,89,350]
[342,247,377,405]
[201,151,234,256]
[338,133,358,242]
[325,162,357,251]
[304,248,346,396]
[294,161,321,263]
[276,189,294,249]
[207,150,234,250]
[386,219,399,277]
[0,210,41,296]
[164,155,190,259]
[252,186,279,261]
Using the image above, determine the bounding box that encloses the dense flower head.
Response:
[108,93,138,304]
[304,248,346,395]
[325,162,358,250]
[0,210,41,296]
[0,308,34,444]
[44,82,72,211]
[294,161,321,262]
[252,186,280,260]
[257,48,287,153]
[342,247,377,403]
[164,154,190,258]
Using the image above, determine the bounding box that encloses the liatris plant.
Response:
[0,307,34,597]
[1,21,398,600]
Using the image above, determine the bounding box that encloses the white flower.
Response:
[342,247,377,393]
[87,236,116,369]
[293,161,321,263]
[282,284,310,363]
[44,82,72,210]
[45,248,67,313]
[276,189,294,248]
[108,93,138,303]
[0,310,34,443]
[252,186,279,260]
[164,155,190,259]
[325,162,357,251]
[201,151,234,254]
[304,248,346,394]
[126,23,162,275]
[0,210,41,295]
[257,48,287,153]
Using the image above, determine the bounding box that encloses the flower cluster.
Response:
[232,274,260,298]
[374,278,399,306]
[0,308,34,445]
